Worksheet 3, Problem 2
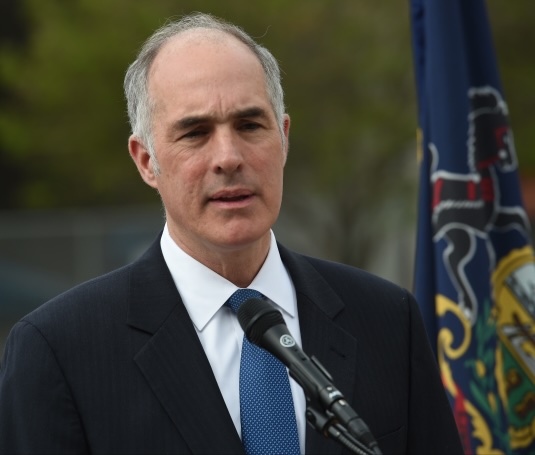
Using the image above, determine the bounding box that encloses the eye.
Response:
[239,121,262,132]
[181,128,208,139]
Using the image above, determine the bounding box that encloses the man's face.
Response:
[130,31,289,260]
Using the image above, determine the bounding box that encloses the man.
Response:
[0,13,463,455]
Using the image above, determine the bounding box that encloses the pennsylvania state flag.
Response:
[411,1,535,453]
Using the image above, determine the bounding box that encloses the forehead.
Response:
[148,29,266,99]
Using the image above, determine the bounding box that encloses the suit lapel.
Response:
[127,238,244,454]
[279,244,357,455]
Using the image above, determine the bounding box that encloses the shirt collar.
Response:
[160,225,296,332]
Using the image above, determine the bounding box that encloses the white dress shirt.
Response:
[160,224,306,452]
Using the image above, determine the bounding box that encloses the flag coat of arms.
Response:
[411,1,535,453]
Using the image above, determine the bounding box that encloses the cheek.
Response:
[160,153,206,187]
[261,154,285,183]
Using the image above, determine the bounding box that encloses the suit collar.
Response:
[127,236,348,334]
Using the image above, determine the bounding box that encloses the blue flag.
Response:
[411,1,535,453]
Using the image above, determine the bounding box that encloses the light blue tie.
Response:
[226,289,300,455]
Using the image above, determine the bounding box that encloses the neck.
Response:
[168,230,272,288]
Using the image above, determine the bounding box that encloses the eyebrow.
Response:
[172,107,269,131]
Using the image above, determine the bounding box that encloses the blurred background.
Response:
[1,0,534,353]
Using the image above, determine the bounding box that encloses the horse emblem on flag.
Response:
[430,86,530,324]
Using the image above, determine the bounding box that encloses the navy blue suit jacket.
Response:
[0,236,462,454]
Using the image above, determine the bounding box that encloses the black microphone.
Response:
[237,297,381,455]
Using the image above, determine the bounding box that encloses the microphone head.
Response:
[237,298,285,345]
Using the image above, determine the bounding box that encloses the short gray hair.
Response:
[124,12,286,173]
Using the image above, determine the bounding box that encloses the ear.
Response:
[282,114,291,165]
[128,135,158,189]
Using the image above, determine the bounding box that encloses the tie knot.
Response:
[225,289,263,314]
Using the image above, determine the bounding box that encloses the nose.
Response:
[212,127,243,174]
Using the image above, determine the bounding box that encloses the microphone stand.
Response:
[306,406,381,455]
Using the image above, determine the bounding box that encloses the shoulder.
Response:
[279,243,410,303]
[20,262,133,336]
[277,243,419,335]
[305,254,404,294]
